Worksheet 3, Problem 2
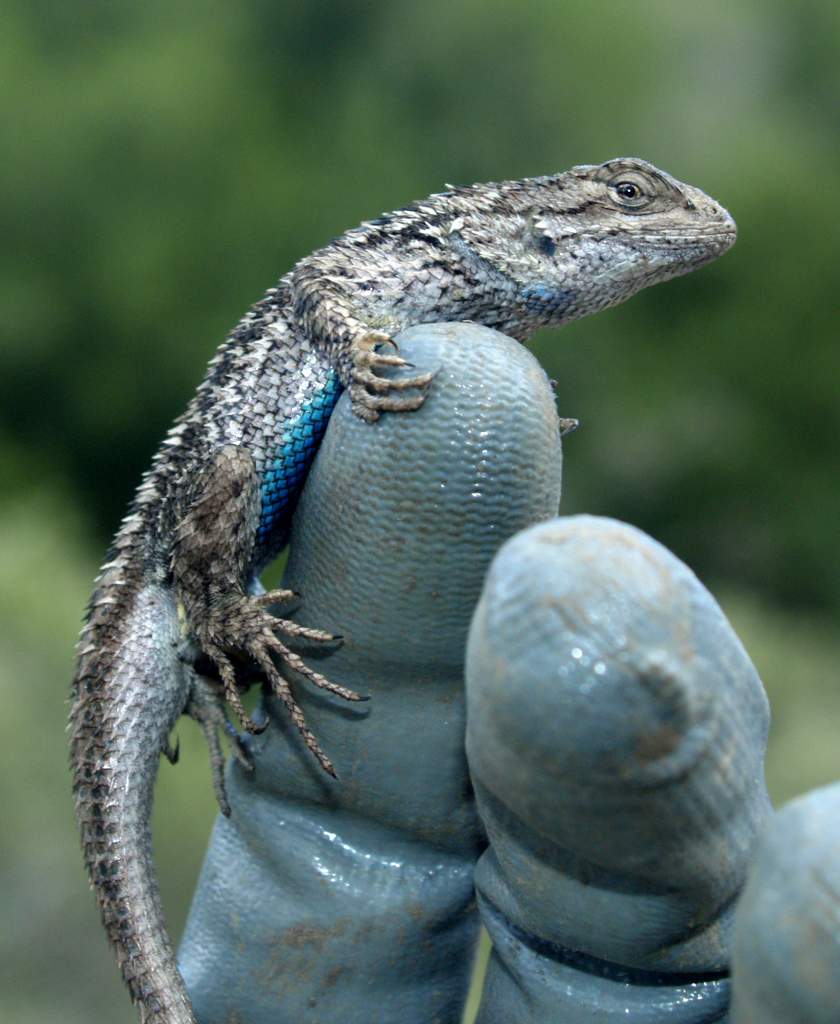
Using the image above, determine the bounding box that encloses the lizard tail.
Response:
[70,555,196,1024]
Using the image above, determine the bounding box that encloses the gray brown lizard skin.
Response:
[69,158,736,1023]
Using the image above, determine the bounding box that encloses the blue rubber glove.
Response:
[731,782,840,1023]
[179,323,776,1023]
[466,515,772,1022]
[178,323,564,1023]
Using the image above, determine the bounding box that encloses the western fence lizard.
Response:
[69,158,736,1023]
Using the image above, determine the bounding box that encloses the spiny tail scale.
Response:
[71,555,196,1023]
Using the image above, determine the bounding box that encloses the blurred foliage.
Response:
[0,1,838,1021]
[2,0,839,614]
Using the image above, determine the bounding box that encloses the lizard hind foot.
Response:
[350,330,435,422]
[201,594,364,778]
[186,674,253,817]
[254,627,368,778]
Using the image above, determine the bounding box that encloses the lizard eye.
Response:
[608,174,653,210]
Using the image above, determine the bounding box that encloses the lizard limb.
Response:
[171,445,362,772]
[350,331,435,421]
[184,673,251,817]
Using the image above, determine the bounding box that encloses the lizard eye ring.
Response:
[608,174,653,210]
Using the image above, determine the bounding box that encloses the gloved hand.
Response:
[466,514,772,1022]
[730,781,840,1023]
[178,323,564,1023]
[179,322,779,1023]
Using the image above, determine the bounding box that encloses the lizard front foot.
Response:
[350,331,435,422]
[199,588,364,777]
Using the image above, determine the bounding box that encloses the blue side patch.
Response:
[256,372,343,543]
[521,283,576,317]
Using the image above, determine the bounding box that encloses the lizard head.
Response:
[519,157,737,325]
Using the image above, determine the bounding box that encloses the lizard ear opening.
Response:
[536,232,557,257]
[528,213,558,257]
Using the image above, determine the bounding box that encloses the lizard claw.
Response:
[252,588,298,607]
[354,350,415,372]
[197,592,360,777]
[186,674,253,816]
[162,736,180,765]
[349,330,436,421]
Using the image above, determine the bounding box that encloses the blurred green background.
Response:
[1,1,838,1021]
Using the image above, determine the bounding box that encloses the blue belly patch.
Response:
[257,371,342,543]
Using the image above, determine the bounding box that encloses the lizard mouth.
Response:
[643,227,737,262]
